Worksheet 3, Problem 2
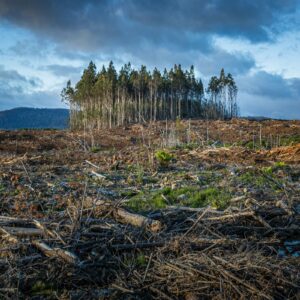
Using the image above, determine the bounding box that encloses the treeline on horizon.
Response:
[61,61,238,129]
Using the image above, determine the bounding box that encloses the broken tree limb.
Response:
[32,241,79,265]
[201,211,254,221]
[0,216,33,225]
[113,207,162,232]
[91,170,106,179]
[85,160,100,169]
[166,205,223,214]
[87,199,162,232]
[2,226,43,237]
[252,214,272,229]
[33,220,66,245]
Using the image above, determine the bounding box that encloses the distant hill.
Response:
[243,116,272,121]
[0,107,69,129]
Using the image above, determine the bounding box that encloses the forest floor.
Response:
[0,118,299,299]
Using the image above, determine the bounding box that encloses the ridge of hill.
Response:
[0,107,69,129]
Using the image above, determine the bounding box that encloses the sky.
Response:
[0,0,299,119]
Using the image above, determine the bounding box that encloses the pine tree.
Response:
[62,62,238,129]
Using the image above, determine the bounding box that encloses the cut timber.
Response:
[167,205,223,214]
[88,199,162,232]
[32,240,79,265]
[114,207,162,233]
[0,216,33,225]
[2,226,43,237]
[201,211,254,221]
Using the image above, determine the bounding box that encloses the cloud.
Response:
[239,92,300,119]
[0,0,298,54]
[0,1,299,119]
[124,0,298,42]
[0,65,42,89]
[238,71,300,119]
[196,50,255,77]
[0,89,65,110]
[40,64,83,77]
[9,39,50,58]
[239,71,300,100]
[0,65,60,110]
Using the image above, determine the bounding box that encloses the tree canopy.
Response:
[61,61,238,129]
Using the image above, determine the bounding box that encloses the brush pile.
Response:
[0,119,299,299]
[0,194,299,299]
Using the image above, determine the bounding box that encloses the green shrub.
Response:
[262,161,287,174]
[90,146,101,153]
[155,150,174,167]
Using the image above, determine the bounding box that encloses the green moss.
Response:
[0,184,5,194]
[223,142,232,148]
[262,161,288,175]
[10,189,19,196]
[280,135,300,146]
[31,281,55,296]
[126,164,157,185]
[126,186,231,212]
[245,141,255,149]
[136,253,147,266]
[120,189,139,197]
[261,166,273,175]
[239,170,264,187]
[123,253,147,268]
[274,161,286,168]
[172,187,231,209]
[126,188,170,211]
[198,171,225,185]
[238,169,283,191]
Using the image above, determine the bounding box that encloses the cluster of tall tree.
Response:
[207,69,238,119]
[61,61,238,129]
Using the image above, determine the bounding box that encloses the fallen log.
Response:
[2,226,43,237]
[113,207,162,233]
[87,199,162,232]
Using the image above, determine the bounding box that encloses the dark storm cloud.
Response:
[124,0,298,42]
[0,0,299,118]
[125,47,255,77]
[0,0,298,54]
